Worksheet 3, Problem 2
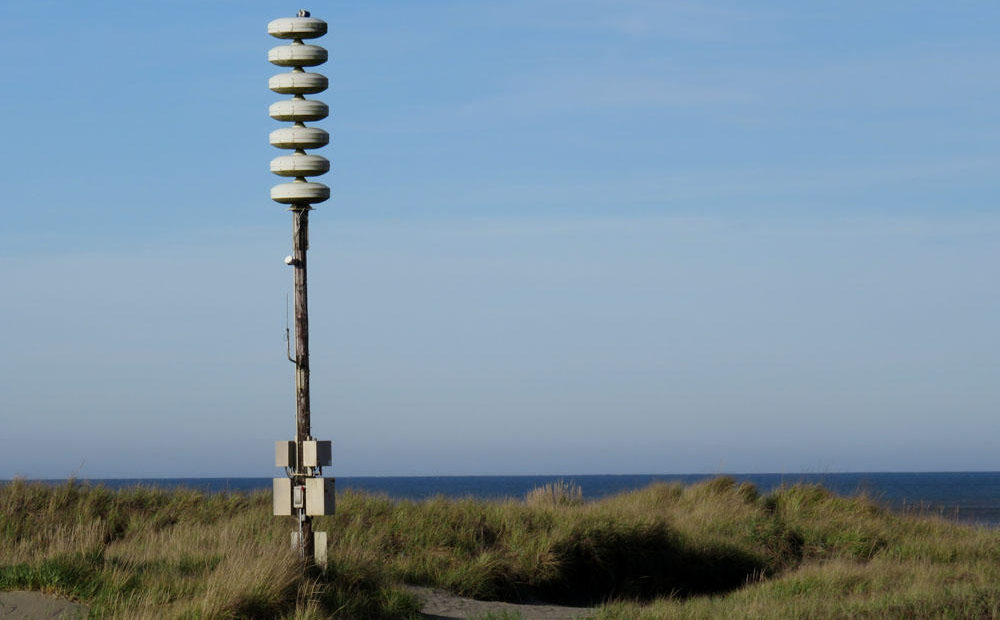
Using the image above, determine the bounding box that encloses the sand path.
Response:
[0,592,88,619]
[405,585,594,620]
[1,587,594,619]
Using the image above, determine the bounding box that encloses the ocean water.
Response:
[20,472,1000,526]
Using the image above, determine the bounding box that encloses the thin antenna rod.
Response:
[286,292,296,363]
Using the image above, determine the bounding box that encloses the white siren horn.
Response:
[268,10,330,206]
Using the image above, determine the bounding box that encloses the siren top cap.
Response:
[268,17,327,39]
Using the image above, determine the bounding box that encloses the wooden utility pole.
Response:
[292,206,314,560]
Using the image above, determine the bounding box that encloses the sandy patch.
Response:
[0,591,88,620]
[2,586,593,619]
[405,585,594,620]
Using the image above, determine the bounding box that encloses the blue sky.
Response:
[1,1,998,478]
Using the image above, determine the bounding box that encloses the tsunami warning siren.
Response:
[267,9,334,567]
[268,10,331,206]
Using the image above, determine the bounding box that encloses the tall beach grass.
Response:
[2,477,998,618]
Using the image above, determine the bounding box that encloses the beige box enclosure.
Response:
[273,478,293,515]
[305,477,335,515]
[302,440,332,467]
[275,440,331,468]
[275,441,296,468]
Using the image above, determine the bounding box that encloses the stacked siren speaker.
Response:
[268,15,330,206]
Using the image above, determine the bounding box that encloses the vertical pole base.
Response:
[314,531,328,569]
[290,530,327,568]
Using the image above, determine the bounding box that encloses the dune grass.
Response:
[0,479,418,619]
[1,477,997,618]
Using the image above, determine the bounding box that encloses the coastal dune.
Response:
[1,478,998,618]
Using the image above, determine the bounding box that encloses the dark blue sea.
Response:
[16,472,1000,527]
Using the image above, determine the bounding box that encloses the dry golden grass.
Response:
[0,479,418,618]
[2,477,998,619]
[524,479,584,507]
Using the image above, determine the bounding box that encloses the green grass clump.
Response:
[524,479,583,507]
[585,478,1000,619]
[3,477,998,618]
[317,487,765,605]
[0,479,420,619]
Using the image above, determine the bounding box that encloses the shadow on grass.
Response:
[533,518,770,606]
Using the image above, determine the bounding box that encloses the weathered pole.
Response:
[292,206,313,560]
